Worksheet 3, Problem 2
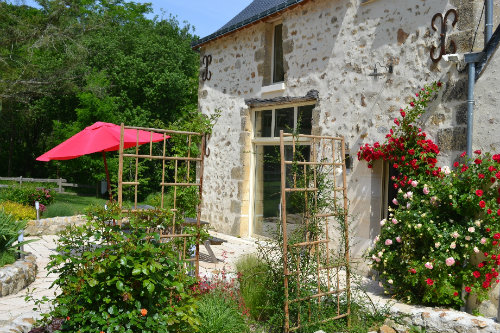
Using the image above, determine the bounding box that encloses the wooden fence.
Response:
[0,177,95,193]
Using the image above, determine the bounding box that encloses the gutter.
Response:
[463,0,495,157]
[191,0,308,49]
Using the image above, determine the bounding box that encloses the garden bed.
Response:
[0,253,37,297]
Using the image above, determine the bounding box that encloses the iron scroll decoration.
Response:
[430,9,458,63]
[202,55,212,81]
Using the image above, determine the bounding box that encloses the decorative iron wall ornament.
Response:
[430,9,458,63]
[201,55,212,81]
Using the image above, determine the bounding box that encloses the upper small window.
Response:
[272,23,284,83]
[254,104,314,138]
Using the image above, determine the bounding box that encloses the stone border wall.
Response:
[25,215,86,236]
[0,254,37,297]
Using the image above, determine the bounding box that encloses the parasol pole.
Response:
[102,151,113,201]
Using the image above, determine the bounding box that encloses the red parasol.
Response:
[36,122,168,200]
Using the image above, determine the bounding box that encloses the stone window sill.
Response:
[261,82,286,95]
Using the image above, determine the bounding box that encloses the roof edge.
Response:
[192,0,307,49]
[245,89,319,108]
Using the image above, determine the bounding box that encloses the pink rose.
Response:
[396,236,402,243]
[385,239,393,246]
[445,257,455,266]
[423,187,430,195]
[425,262,433,269]
[392,218,398,224]
[411,180,418,187]
[392,198,399,205]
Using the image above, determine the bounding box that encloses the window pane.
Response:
[297,105,313,135]
[255,110,272,137]
[274,107,294,137]
[273,24,284,83]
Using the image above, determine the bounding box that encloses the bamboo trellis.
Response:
[280,130,350,332]
[117,124,207,277]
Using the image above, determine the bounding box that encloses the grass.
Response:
[197,290,250,333]
[43,193,107,218]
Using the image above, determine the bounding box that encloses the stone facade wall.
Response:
[0,254,37,297]
[197,0,500,261]
[25,215,86,236]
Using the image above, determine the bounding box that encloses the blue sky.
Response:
[11,0,251,38]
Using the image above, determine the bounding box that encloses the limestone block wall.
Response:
[197,0,500,261]
[472,48,500,153]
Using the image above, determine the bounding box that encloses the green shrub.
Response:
[235,255,272,321]
[359,82,500,307]
[43,202,77,218]
[197,289,249,333]
[0,184,54,208]
[0,201,36,220]
[40,204,200,332]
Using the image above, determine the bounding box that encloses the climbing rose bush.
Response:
[358,81,500,307]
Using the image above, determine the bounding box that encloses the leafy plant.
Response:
[358,82,500,307]
[0,201,36,220]
[37,204,200,332]
[0,210,36,267]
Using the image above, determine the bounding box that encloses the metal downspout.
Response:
[466,62,475,157]
[466,0,493,157]
[485,0,493,44]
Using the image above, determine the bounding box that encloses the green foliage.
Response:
[359,82,500,307]
[0,1,200,183]
[197,290,250,333]
[0,210,36,267]
[235,255,273,321]
[0,201,36,221]
[0,185,54,208]
[41,204,200,332]
[0,250,16,267]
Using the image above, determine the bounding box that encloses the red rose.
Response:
[486,228,491,232]
[494,233,500,240]
[410,102,415,107]
[496,171,500,179]
[409,268,416,274]
[474,158,482,165]
[479,174,485,179]
[461,151,467,158]
[487,209,492,214]
[498,209,500,216]
[474,149,482,155]
[453,162,459,167]
[394,118,400,126]
[437,81,442,87]
[473,271,481,278]
[426,278,434,286]
[476,189,483,196]
[465,286,471,293]
[479,200,486,208]
[478,262,484,268]
[489,166,497,172]
[482,281,490,289]
[453,292,459,297]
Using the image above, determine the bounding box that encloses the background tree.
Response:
[0,0,199,193]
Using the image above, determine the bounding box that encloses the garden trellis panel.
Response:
[117,124,207,277]
[279,130,351,332]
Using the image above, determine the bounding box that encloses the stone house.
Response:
[192,0,500,266]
